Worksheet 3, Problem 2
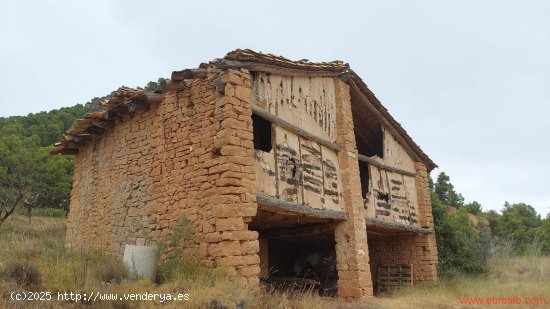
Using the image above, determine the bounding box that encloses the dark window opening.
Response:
[350,92,384,157]
[358,161,370,199]
[354,123,383,158]
[253,114,272,152]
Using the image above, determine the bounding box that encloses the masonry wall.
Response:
[367,233,437,287]
[66,68,261,284]
[333,80,374,298]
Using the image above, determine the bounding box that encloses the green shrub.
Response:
[155,218,197,283]
[432,193,487,275]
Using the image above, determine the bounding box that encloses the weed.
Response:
[1,261,42,288]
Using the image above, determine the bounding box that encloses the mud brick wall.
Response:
[65,68,261,285]
[333,80,373,298]
[368,166,419,226]
[252,73,343,212]
[368,233,438,285]
[367,160,438,286]
[414,162,434,228]
[413,161,438,283]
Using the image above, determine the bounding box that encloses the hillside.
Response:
[0,80,163,217]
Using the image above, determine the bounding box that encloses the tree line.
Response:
[431,172,550,276]
[0,80,165,223]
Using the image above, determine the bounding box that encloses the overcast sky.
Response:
[1,1,548,216]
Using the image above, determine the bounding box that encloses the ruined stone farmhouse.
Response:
[52,49,438,298]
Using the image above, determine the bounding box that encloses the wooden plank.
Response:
[170,68,207,81]
[366,217,433,234]
[377,263,413,292]
[252,105,341,152]
[261,222,338,239]
[357,154,416,177]
[218,59,343,77]
[256,192,346,221]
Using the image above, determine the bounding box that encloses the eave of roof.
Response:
[50,87,162,155]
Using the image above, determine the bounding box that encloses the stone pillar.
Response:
[333,80,373,298]
[200,68,261,286]
[413,162,438,282]
[415,162,434,228]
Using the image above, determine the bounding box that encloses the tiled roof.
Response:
[223,49,349,72]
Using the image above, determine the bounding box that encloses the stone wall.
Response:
[333,80,373,298]
[65,68,261,285]
[368,232,438,286]
[414,162,435,229]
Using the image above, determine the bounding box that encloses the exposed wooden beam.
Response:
[260,223,338,240]
[92,119,113,129]
[171,68,207,81]
[366,217,433,234]
[74,134,93,143]
[256,192,346,221]
[357,154,416,177]
[217,59,344,77]
[252,105,341,152]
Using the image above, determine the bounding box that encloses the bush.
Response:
[95,257,128,284]
[155,218,197,283]
[1,261,42,288]
[432,193,487,275]
[464,201,482,215]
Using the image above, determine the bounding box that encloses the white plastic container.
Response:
[123,245,157,281]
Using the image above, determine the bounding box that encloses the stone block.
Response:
[215,217,245,231]
[208,240,242,257]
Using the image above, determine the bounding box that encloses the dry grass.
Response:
[369,256,550,309]
[1,215,548,309]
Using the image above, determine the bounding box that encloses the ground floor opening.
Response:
[250,209,339,295]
